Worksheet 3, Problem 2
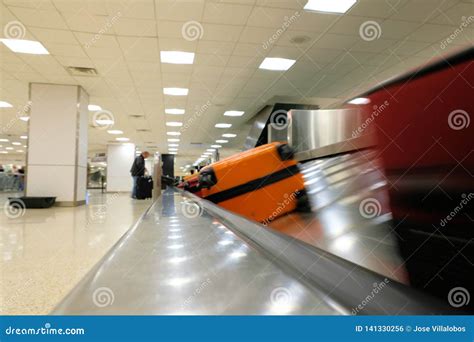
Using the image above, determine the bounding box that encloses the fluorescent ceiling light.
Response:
[165,108,185,115]
[19,116,29,122]
[160,51,195,64]
[167,131,181,136]
[107,130,123,134]
[222,133,236,138]
[0,139,9,142]
[166,122,183,127]
[5,147,13,150]
[216,139,228,143]
[115,137,130,142]
[20,135,27,139]
[168,148,178,151]
[168,143,179,147]
[88,104,101,111]
[0,39,49,55]
[0,101,13,108]
[259,57,296,71]
[17,150,24,153]
[168,151,178,155]
[224,110,245,117]
[185,164,191,167]
[207,148,216,152]
[211,145,222,148]
[0,151,8,154]
[168,138,180,142]
[12,142,21,145]
[215,123,232,128]
[203,152,213,155]
[348,97,371,105]
[95,119,114,126]
[304,0,357,13]
[163,88,189,96]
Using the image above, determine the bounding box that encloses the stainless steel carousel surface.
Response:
[53,188,450,315]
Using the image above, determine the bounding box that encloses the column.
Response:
[26,83,88,206]
[106,143,135,192]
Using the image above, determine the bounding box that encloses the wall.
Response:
[106,144,135,192]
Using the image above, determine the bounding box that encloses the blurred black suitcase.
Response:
[136,176,153,199]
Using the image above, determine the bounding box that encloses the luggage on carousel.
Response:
[198,142,306,223]
[182,174,202,196]
[136,176,153,199]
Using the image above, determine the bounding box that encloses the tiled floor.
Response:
[0,190,151,315]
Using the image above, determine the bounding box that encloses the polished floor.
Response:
[0,190,151,315]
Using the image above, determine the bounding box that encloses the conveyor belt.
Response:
[270,149,408,283]
[53,186,451,315]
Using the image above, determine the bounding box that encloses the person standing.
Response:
[130,151,150,199]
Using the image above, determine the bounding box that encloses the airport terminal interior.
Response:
[0,0,473,315]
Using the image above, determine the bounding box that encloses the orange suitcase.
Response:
[199,142,306,223]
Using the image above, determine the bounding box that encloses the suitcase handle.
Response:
[199,168,217,189]
[276,143,295,161]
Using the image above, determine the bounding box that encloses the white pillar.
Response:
[106,143,135,192]
[26,83,88,206]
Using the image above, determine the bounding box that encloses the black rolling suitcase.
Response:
[136,176,153,199]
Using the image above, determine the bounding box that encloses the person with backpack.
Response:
[130,151,150,199]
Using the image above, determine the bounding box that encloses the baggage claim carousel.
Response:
[53,149,452,315]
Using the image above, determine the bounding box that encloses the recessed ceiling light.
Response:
[115,137,130,142]
[163,88,189,96]
[166,122,183,127]
[185,164,191,167]
[165,108,185,115]
[95,119,114,126]
[168,151,178,155]
[5,147,13,150]
[0,138,9,142]
[19,116,29,122]
[211,145,222,148]
[88,104,101,111]
[168,148,178,151]
[223,110,245,117]
[107,130,123,134]
[207,148,216,152]
[160,51,195,64]
[304,0,357,13]
[203,152,213,155]
[0,101,13,108]
[12,142,21,145]
[348,97,371,105]
[222,133,236,138]
[215,123,232,128]
[0,151,8,154]
[168,138,180,142]
[168,143,179,147]
[0,39,49,54]
[259,57,296,71]
[216,139,228,143]
[167,131,181,136]
[20,135,27,139]
[17,150,24,153]
[23,145,27,148]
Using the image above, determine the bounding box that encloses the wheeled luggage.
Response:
[199,142,305,223]
[182,174,202,196]
[136,176,153,199]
